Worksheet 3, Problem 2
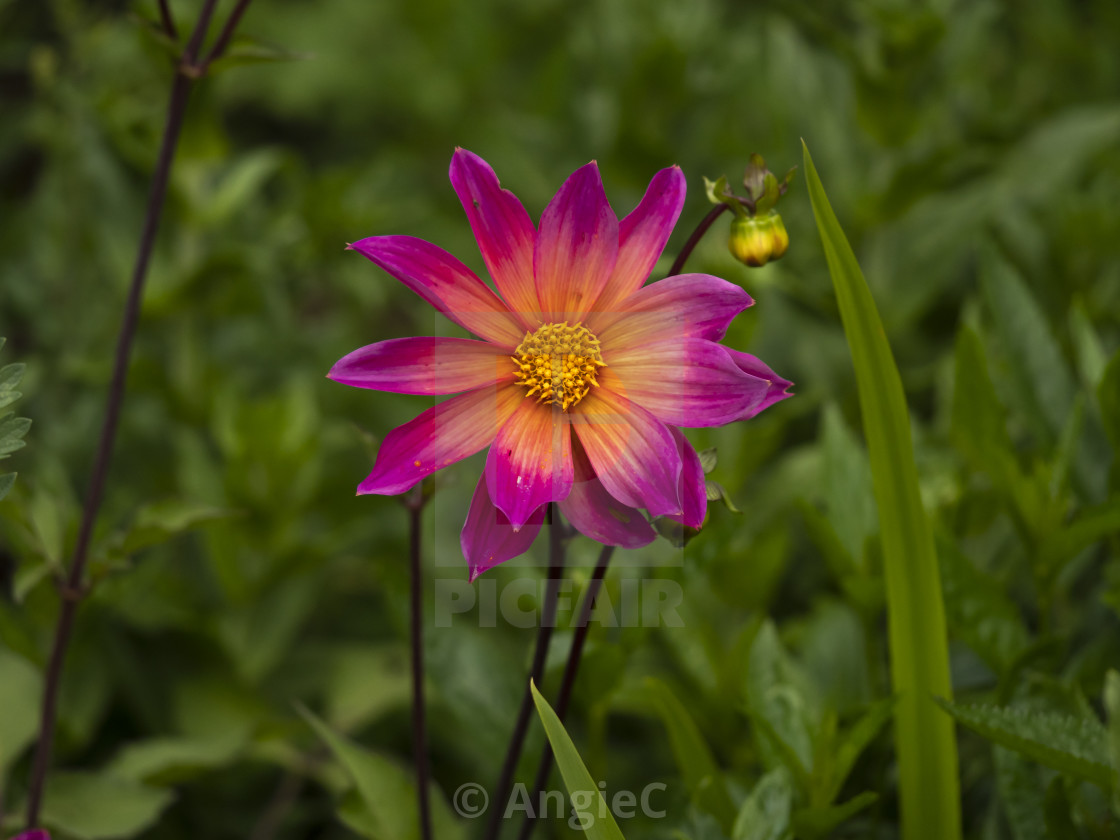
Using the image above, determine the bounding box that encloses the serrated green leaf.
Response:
[731,767,793,840]
[803,142,960,840]
[645,678,737,831]
[530,681,626,840]
[792,791,878,840]
[936,699,1113,790]
[0,471,15,501]
[300,706,464,840]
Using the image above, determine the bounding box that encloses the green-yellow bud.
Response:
[729,212,788,267]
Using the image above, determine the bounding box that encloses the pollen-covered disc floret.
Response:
[511,321,606,411]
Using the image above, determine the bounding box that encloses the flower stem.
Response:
[405,486,433,840]
[516,544,613,840]
[22,2,249,827]
[666,195,757,278]
[667,204,729,277]
[157,0,178,40]
[484,504,567,840]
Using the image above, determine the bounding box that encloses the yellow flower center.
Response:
[511,322,606,411]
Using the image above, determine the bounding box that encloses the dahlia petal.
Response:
[486,400,573,530]
[349,236,524,348]
[592,273,753,351]
[723,349,795,417]
[558,437,656,548]
[462,473,545,581]
[358,384,520,495]
[592,165,686,315]
[329,337,515,395]
[534,162,619,321]
[604,339,778,428]
[450,149,540,326]
[666,427,707,529]
[571,387,682,516]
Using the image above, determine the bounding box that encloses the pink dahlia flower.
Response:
[330,149,791,580]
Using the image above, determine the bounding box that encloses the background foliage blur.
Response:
[1,0,1119,838]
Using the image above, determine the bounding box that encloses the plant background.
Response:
[1,0,1119,838]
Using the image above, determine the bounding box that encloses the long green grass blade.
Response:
[530,680,626,840]
[802,141,961,840]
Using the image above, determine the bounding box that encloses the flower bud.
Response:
[729,212,788,267]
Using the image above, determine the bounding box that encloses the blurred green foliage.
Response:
[1,0,1119,838]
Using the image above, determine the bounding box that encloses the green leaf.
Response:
[826,697,895,804]
[803,142,960,840]
[792,791,878,840]
[299,705,464,840]
[951,326,1020,490]
[105,736,245,784]
[936,533,1030,673]
[325,644,411,732]
[36,771,175,840]
[1036,498,1120,576]
[994,747,1048,840]
[820,403,876,568]
[530,680,626,840]
[731,768,793,840]
[206,33,313,74]
[698,447,718,474]
[936,699,1113,790]
[1103,669,1120,812]
[115,499,237,557]
[744,622,814,792]
[1099,349,1120,455]
[645,678,737,831]
[0,647,42,771]
[0,471,15,501]
[0,414,30,456]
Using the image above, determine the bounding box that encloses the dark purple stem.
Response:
[406,487,433,840]
[157,0,178,40]
[666,204,729,277]
[484,504,567,840]
[199,0,255,71]
[24,0,225,828]
[516,544,613,840]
